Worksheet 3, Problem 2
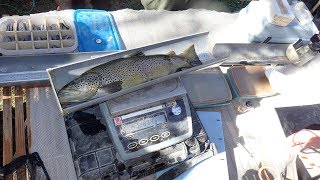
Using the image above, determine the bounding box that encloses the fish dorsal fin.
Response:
[102,81,123,93]
[179,45,198,60]
[167,51,176,56]
[178,45,202,66]
[124,51,145,58]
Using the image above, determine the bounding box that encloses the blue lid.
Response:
[74,9,124,52]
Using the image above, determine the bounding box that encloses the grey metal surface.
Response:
[47,32,222,115]
[212,43,293,65]
[181,68,232,107]
[0,51,118,87]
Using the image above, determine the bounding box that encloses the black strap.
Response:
[293,39,303,49]
[0,152,50,180]
[262,37,272,44]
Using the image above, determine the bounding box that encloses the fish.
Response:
[58,45,201,103]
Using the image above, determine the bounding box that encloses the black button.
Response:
[127,142,138,149]
[150,135,160,142]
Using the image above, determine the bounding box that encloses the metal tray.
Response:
[47,32,226,115]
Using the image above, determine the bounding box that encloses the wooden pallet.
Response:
[1,86,31,180]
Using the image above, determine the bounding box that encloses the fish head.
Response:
[57,73,102,103]
[169,56,192,69]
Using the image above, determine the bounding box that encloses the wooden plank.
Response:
[14,86,26,179]
[25,88,31,153]
[2,87,13,180]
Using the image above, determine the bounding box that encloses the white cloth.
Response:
[111,9,238,49]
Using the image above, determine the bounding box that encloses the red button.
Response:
[113,117,122,126]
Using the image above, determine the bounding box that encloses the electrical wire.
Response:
[238,141,278,180]
[258,164,278,180]
[292,129,320,148]
[0,0,35,14]
[255,130,320,180]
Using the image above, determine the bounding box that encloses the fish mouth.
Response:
[58,88,86,103]
[58,85,99,103]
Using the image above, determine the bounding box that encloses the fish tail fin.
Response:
[179,45,202,67]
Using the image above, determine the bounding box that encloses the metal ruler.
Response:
[212,43,293,65]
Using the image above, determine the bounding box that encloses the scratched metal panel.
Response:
[212,43,293,65]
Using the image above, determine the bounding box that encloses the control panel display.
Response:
[122,112,167,134]
[100,95,193,161]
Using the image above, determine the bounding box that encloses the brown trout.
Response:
[58,45,201,103]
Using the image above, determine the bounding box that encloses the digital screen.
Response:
[122,112,166,134]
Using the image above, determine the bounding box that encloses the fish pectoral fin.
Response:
[102,81,123,93]
[121,75,147,89]
[175,67,188,72]
[179,44,202,67]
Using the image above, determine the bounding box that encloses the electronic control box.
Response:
[99,78,193,161]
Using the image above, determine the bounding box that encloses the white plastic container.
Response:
[292,1,313,25]
[0,12,78,56]
[262,0,295,26]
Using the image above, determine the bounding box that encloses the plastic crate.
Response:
[0,13,78,56]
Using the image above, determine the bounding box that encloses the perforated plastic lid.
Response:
[74,9,124,52]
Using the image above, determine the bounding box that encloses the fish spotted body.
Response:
[58,45,201,103]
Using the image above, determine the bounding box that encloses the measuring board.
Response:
[47,32,219,115]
